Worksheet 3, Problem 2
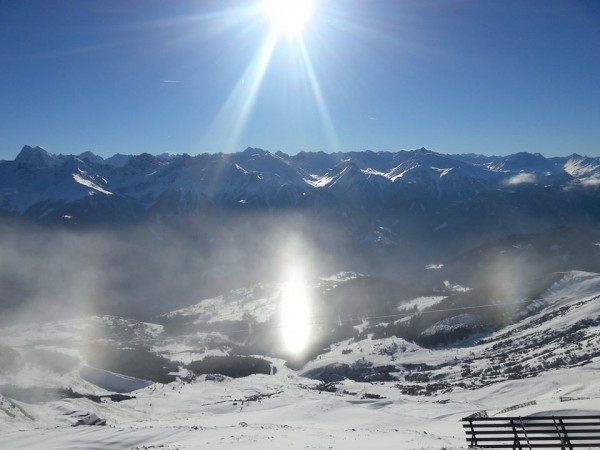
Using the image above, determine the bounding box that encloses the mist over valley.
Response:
[1,146,600,448]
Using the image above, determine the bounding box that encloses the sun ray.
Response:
[201,2,341,155]
[297,38,342,152]
[201,30,278,154]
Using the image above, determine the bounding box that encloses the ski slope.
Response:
[0,271,599,449]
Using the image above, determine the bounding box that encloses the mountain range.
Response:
[2,145,599,230]
[2,144,600,320]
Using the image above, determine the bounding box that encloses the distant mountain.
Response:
[1,145,599,246]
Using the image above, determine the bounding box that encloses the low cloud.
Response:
[580,176,600,187]
[503,173,537,186]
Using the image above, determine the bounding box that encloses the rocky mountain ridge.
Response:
[1,146,599,228]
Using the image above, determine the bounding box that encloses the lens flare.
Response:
[280,270,311,354]
[201,30,278,154]
[202,0,340,154]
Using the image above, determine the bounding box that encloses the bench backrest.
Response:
[462,415,600,448]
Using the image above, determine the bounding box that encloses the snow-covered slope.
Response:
[0,271,599,448]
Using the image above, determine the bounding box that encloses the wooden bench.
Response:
[462,415,600,448]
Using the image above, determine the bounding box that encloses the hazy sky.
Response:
[1,0,599,158]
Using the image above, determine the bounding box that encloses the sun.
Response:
[262,0,315,37]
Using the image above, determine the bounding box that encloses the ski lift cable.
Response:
[206,297,532,335]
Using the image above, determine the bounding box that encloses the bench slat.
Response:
[463,414,600,448]
[471,436,600,441]
[465,429,600,434]
[463,421,600,428]
[462,415,600,421]
[466,444,600,448]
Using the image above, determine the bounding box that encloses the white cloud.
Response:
[503,173,537,186]
[580,176,600,187]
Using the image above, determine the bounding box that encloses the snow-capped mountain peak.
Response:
[15,145,61,168]
[0,145,599,226]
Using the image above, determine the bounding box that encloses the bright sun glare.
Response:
[205,0,340,154]
[280,271,311,355]
[262,0,315,36]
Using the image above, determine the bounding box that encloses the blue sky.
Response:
[1,0,599,158]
